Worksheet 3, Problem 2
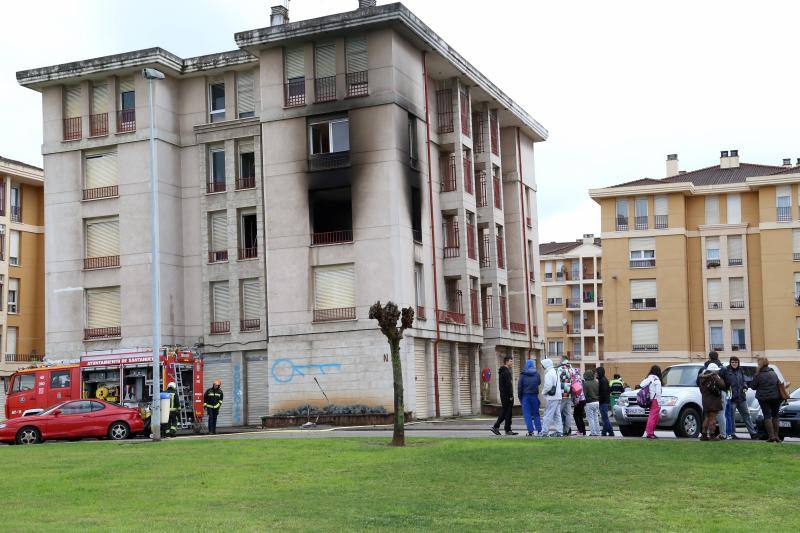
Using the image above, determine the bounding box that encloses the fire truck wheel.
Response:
[108,421,130,441]
[16,427,42,445]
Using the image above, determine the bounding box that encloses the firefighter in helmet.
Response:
[203,379,224,435]
[166,382,180,437]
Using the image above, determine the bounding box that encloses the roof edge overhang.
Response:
[589,181,693,201]
[0,158,43,183]
[746,173,800,189]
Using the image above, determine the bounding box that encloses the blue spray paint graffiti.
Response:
[232,361,242,425]
[271,358,342,383]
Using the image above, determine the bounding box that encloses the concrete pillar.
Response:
[231,351,244,426]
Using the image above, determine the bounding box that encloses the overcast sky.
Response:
[2,0,799,242]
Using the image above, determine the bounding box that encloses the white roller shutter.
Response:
[630,279,656,299]
[727,194,741,224]
[414,339,429,418]
[64,85,81,117]
[239,140,255,156]
[629,237,655,252]
[544,262,553,274]
[203,354,233,427]
[241,279,261,320]
[7,327,17,355]
[706,237,720,259]
[314,264,355,310]
[729,278,744,302]
[91,82,109,114]
[86,287,121,328]
[246,353,269,425]
[632,321,658,345]
[546,286,563,300]
[727,235,743,262]
[777,185,792,206]
[793,230,800,254]
[210,211,227,251]
[547,312,563,328]
[707,279,722,303]
[85,152,118,189]
[314,43,336,78]
[211,281,230,322]
[654,195,668,216]
[437,343,453,417]
[284,47,305,81]
[10,231,20,261]
[345,36,368,73]
[458,345,472,415]
[705,195,720,224]
[85,217,119,258]
[236,70,255,117]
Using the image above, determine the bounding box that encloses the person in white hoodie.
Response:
[540,358,563,437]
[639,365,663,439]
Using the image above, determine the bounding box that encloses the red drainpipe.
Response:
[422,51,441,416]
[516,128,534,359]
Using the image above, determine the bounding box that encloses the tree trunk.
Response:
[390,338,405,446]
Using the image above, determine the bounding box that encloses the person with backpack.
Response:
[749,357,783,443]
[583,369,601,436]
[540,358,563,437]
[726,356,757,439]
[639,365,662,439]
[558,357,582,436]
[699,363,726,440]
[596,367,614,436]
[517,359,542,437]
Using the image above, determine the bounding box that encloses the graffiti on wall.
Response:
[232,361,242,425]
[271,358,342,384]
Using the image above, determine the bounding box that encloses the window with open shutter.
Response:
[731,320,746,348]
[709,321,723,347]
[211,281,230,322]
[315,43,336,78]
[705,195,720,224]
[86,286,121,328]
[284,46,305,82]
[64,85,81,118]
[630,279,656,309]
[631,321,658,349]
[236,70,255,118]
[345,36,367,73]
[706,237,720,262]
[209,211,227,252]
[240,278,261,320]
[707,279,722,308]
[8,278,19,314]
[629,237,655,252]
[729,277,744,304]
[85,217,120,258]
[314,264,355,310]
[727,235,743,264]
[85,152,118,189]
[119,78,135,108]
[91,82,109,114]
[726,194,741,224]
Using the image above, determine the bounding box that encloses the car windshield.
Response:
[661,366,701,387]
[791,388,800,400]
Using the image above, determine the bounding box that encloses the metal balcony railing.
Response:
[510,322,526,334]
[346,71,368,97]
[794,252,800,261]
[460,90,470,137]
[707,302,723,310]
[479,234,490,267]
[654,215,668,229]
[731,343,747,351]
[310,230,354,246]
[412,228,422,243]
[728,258,743,266]
[83,185,118,201]
[10,206,21,223]
[777,206,792,222]
[284,79,306,106]
[210,321,230,334]
[84,326,121,340]
[235,176,256,190]
[314,76,337,103]
[472,112,485,153]
[443,221,459,258]
[710,343,724,352]
[84,256,120,270]
[63,117,81,141]
[490,111,499,156]
[416,306,426,321]
[463,159,473,194]
[238,247,258,260]
[117,109,136,133]
[632,344,658,352]
[616,216,628,231]
[240,319,261,332]
[499,296,508,330]
[630,300,656,310]
[314,307,356,322]
[207,181,226,194]
[441,154,456,192]
[634,216,648,230]
[5,353,45,363]
[436,89,453,134]
[730,300,745,309]
[476,171,488,207]
[308,151,351,171]
[482,296,493,328]
[706,258,721,268]
[89,113,108,137]
[437,309,466,325]
[630,258,656,268]
[566,299,581,309]
[208,250,228,263]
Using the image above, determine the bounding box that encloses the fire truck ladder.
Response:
[171,363,193,430]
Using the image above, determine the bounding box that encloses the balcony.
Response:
[566,299,581,309]
[10,206,21,223]
[479,234,491,267]
[416,306,426,321]
[5,353,45,363]
[460,92,470,137]
[437,309,466,325]
[777,206,792,222]
[83,185,118,201]
[632,344,658,352]
[208,250,228,264]
[63,117,82,141]
[707,302,723,310]
[731,343,747,351]
[412,228,422,243]
[436,89,454,134]
[616,216,628,231]
[728,258,743,267]
[546,298,563,306]
[240,319,261,332]
[470,290,479,326]
[634,216,648,230]
[314,76,337,103]
[210,321,231,334]
[496,236,505,269]
[443,221,460,258]
[83,256,120,270]
[709,343,724,352]
[238,247,258,260]
[493,177,502,209]
[89,113,108,137]
[308,151,351,172]
[235,176,256,190]
[730,300,745,309]
[84,326,121,340]
[629,258,656,268]
[284,79,306,106]
[510,322,526,334]
[654,215,668,229]
[117,109,136,133]
[309,230,354,247]
[473,113,485,153]
[207,181,226,194]
[476,171,488,207]
[568,325,581,335]
[440,155,456,192]
[795,252,800,261]
[630,301,657,311]
[314,307,356,322]
[706,258,721,268]
[346,71,369,97]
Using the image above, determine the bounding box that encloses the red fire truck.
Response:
[3,348,204,430]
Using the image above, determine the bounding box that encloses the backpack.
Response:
[636,382,651,408]
[570,375,583,398]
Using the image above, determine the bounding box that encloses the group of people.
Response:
[491,351,787,441]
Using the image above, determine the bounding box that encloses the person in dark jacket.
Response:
[699,364,725,441]
[583,369,601,436]
[491,355,518,435]
[203,380,224,435]
[725,356,757,438]
[596,367,614,436]
[697,351,730,436]
[517,359,542,436]
[749,357,782,443]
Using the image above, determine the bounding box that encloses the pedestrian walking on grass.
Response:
[726,356,757,439]
[558,357,581,436]
[491,355,518,436]
[699,364,725,441]
[518,359,542,436]
[596,367,615,436]
[749,357,783,443]
[583,369,601,436]
[540,358,563,437]
[640,366,662,439]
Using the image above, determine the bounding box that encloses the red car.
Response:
[0,399,144,445]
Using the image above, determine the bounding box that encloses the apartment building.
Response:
[589,150,800,386]
[539,235,602,371]
[0,157,45,377]
[17,1,547,426]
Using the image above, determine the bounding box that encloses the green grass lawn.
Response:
[3,438,799,532]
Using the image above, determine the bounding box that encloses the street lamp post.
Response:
[143,67,165,441]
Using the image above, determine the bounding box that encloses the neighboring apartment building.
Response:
[589,150,800,386]
[17,1,547,425]
[539,235,603,371]
[0,157,45,376]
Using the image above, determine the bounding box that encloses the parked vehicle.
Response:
[613,362,786,438]
[0,399,145,445]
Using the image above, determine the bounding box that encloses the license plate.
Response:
[779,421,791,428]
[627,407,646,415]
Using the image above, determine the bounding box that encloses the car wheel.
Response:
[674,407,701,438]
[16,426,42,445]
[619,424,645,437]
[108,421,130,441]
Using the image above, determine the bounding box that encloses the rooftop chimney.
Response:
[270,1,289,26]
[720,149,740,169]
[783,158,792,167]
[582,234,595,245]
[666,153,679,177]
[358,0,377,7]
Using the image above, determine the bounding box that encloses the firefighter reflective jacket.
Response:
[204,387,223,411]
[169,390,179,412]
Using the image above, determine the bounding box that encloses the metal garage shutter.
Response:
[85,217,120,258]
[85,152,118,189]
[314,264,355,310]
[211,281,230,322]
[315,43,336,78]
[241,279,261,320]
[209,211,227,252]
[64,85,81,117]
[414,338,429,418]
[284,46,304,82]
[86,287,121,328]
[437,343,453,417]
[203,354,233,427]
[345,36,367,73]
[458,345,472,415]
[236,70,255,118]
[246,353,269,425]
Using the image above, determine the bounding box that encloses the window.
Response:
[616,199,629,230]
[85,217,120,269]
[85,286,121,339]
[727,235,743,266]
[795,273,800,304]
[0,224,4,260]
[208,78,225,123]
[63,85,82,140]
[630,279,656,309]
[314,264,356,321]
[284,46,305,106]
[707,279,722,309]
[50,370,71,389]
[309,117,350,155]
[6,326,17,356]
[8,278,19,314]
[544,262,553,280]
[410,187,422,242]
[236,140,255,189]
[208,211,228,262]
[727,194,741,224]
[546,286,563,305]
[10,186,21,223]
[705,195,720,224]
[90,81,110,136]
[310,187,353,244]
[210,281,230,333]
[548,340,564,357]
[654,195,668,228]
[408,113,418,168]
[236,70,255,118]
[709,321,723,351]
[634,197,648,229]
[9,230,20,266]
[414,263,425,311]
[496,225,505,269]
[629,237,655,267]
[118,78,136,132]
[238,209,258,260]
[314,42,336,102]
[631,321,658,351]
[731,320,746,350]
[11,372,33,392]
[84,151,118,198]
[777,185,792,222]
[547,311,564,331]
[706,237,720,267]
[240,278,261,331]
[208,147,226,193]
[345,36,368,97]
[60,401,94,415]
[729,277,745,308]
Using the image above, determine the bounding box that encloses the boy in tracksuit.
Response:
[541,359,563,437]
